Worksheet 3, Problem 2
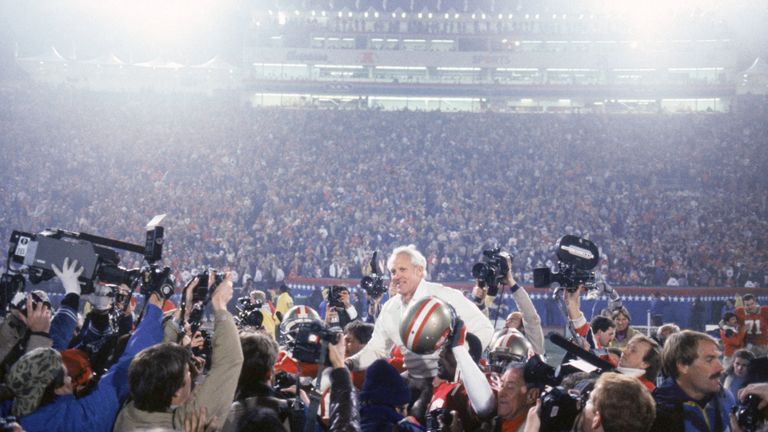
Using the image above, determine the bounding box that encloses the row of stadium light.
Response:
[268,10,594,20]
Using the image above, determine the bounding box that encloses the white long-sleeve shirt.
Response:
[347,279,494,379]
[511,287,545,355]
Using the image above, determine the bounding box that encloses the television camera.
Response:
[233,296,264,329]
[1,215,173,310]
[360,250,387,299]
[472,247,512,295]
[533,235,600,292]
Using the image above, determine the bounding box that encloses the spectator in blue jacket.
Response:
[650,330,736,432]
[5,290,165,432]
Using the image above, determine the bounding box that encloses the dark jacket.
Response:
[651,377,735,432]
[222,382,293,431]
[328,367,360,432]
[222,367,360,432]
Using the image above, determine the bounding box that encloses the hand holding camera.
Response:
[501,254,516,288]
[210,272,233,312]
[472,248,512,296]
[18,294,52,333]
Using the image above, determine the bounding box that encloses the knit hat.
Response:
[360,359,410,406]
[7,347,63,417]
[61,348,93,388]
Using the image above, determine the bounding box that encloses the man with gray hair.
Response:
[345,245,493,419]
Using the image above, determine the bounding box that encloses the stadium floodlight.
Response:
[76,0,233,47]
[582,0,719,39]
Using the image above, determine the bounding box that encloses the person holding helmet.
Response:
[346,245,493,374]
[418,297,497,431]
[346,245,494,421]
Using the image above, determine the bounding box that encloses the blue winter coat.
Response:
[651,377,736,432]
[19,304,164,432]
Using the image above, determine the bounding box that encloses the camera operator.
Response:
[321,286,359,330]
[480,254,545,356]
[524,372,656,432]
[222,332,301,431]
[650,330,735,432]
[70,283,135,374]
[6,287,165,431]
[563,285,617,362]
[0,292,53,380]
[345,245,493,421]
[250,290,277,339]
[114,272,244,431]
[0,258,83,381]
[737,382,768,410]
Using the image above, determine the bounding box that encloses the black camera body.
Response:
[538,380,593,432]
[289,320,341,364]
[733,394,764,432]
[191,329,213,371]
[273,370,296,391]
[360,274,386,299]
[327,285,347,308]
[234,296,264,329]
[533,235,600,291]
[186,269,226,332]
[10,290,52,317]
[360,250,387,299]
[196,270,224,296]
[3,215,170,298]
[137,265,174,299]
[426,408,454,431]
[472,248,511,294]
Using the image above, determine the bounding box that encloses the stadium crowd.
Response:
[0,87,766,292]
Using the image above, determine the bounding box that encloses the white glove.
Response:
[52,257,84,296]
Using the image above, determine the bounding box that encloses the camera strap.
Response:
[554,289,587,348]
[303,341,328,432]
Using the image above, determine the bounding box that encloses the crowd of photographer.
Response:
[0,242,766,432]
[1,87,766,292]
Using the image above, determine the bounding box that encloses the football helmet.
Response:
[399,296,456,355]
[488,328,532,373]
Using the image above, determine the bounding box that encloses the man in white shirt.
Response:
[346,244,493,377]
[346,245,493,421]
